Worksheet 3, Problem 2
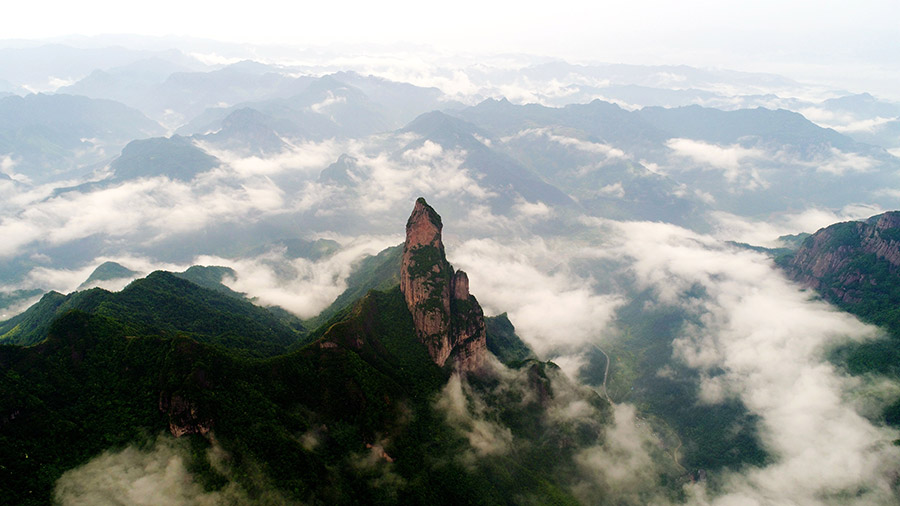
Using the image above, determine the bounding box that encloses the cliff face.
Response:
[784,211,900,304]
[400,198,487,371]
[159,392,212,438]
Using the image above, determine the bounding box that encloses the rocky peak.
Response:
[404,197,443,248]
[452,270,469,300]
[873,211,900,232]
[400,198,486,371]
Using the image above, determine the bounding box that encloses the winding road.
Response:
[590,343,686,473]
[590,344,614,405]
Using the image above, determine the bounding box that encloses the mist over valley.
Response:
[2,14,900,504]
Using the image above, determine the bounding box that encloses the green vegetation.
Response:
[76,261,139,289]
[173,265,307,337]
[484,313,533,365]
[0,283,616,505]
[0,288,43,313]
[110,135,219,181]
[406,244,445,280]
[585,293,768,473]
[726,240,793,258]
[0,271,303,356]
[1,312,173,505]
[780,216,900,429]
[407,244,451,316]
[776,232,811,250]
[173,265,240,294]
[813,221,861,250]
[304,244,402,331]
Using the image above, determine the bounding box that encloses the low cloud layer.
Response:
[798,106,898,134]
[666,138,767,189]
[711,203,884,246]
[435,372,514,460]
[505,128,627,160]
[607,219,900,505]
[348,140,496,214]
[31,208,900,505]
[665,138,882,190]
[449,236,622,361]
[197,138,344,177]
[574,403,675,503]
[445,216,900,504]
[197,234,398,318]
[0,174,289,259]
[53,435,286,505]
[814,146,878,175]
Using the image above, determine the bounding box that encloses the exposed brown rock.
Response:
[159,392,212,438]
[785,211,900,303]
[400,198,486,371]
[452,270,470,301]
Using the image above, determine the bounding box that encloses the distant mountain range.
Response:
[0,93,164,182]
[2,41,900,504]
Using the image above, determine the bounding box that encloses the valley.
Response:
[1,33,899,505]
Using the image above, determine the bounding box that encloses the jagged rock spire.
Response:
[400,198,486,371]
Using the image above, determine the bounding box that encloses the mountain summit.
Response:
[400,197,486,370]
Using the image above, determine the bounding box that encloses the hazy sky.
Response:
[3,1,899,93]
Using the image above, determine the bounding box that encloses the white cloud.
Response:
[599,182,625,198]
[0,154,31,184]
[53,435,287,505]
[47,76,76,89]
[309,90,348,114]
[435,373,513,459]
[665,138,767,188]
[833,116,897,134]
[188,52,243,66]
[196,234,398,318]
[639,159,664,175]
[55,437,220,506]
[505,128,627,159]
[512,197,552,219]
[711,203,884,246]
[694,188,716,204]
[0,174,295,259]
[400,139,443,162]
[449,236,622,357]
[331,142,495,215]
[605,219,900,505]
[797,106,845,126]
[197,138,344,177]
[797,106,897,134]
[574,404,668,501]
[814,147,877,175]
[0,255,192,310]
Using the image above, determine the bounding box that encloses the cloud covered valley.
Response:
[3,41,900,505]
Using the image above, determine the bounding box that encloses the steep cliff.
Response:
[400,198,487,370]
[783,211,900,304]
[780,211,900,338]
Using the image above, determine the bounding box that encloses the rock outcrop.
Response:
[400,198,487,371]
[159,391,212,438]
[784,211,900,304]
